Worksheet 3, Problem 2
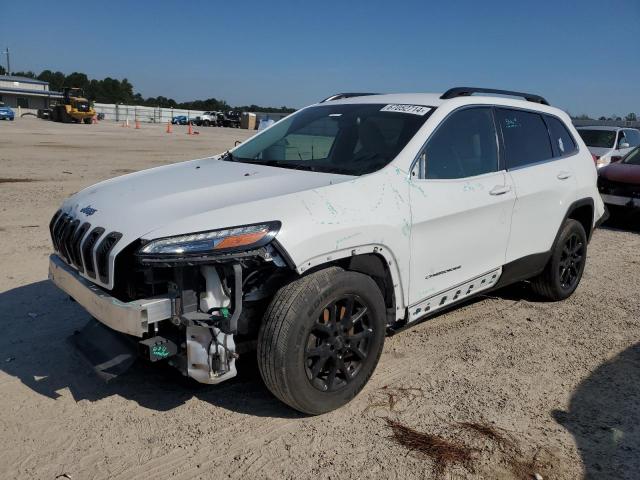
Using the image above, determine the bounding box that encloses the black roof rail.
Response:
[320,92,379,103]
[440,87,549,106]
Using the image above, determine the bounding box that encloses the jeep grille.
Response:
[49,210,121,286]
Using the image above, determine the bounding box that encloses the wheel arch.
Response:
[565,197,595,242]
[293,244,406,324]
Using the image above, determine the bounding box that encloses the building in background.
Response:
[0,75,62,110]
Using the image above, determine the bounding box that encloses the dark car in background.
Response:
[220,110,241,128]
[0,102,15,120]
[598,146,640,213]
[171,115,196,125]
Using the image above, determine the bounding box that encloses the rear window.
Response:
[545,115,577,157]
[496,108,553,169]
[577,129,617,149]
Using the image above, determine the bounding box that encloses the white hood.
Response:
[59,157,355,288]
[63,157,353,240]
[586,146,613,157]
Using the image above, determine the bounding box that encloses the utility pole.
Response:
[2,47,9,74]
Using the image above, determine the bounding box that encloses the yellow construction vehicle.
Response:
[50,87,96,124]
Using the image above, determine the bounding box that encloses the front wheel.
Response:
[531,219,587,300]
[258,267,386,414]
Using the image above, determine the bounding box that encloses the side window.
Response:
[424,107,498,179]
[545,115,577,157]
[496,108,553,169]
[620,130,640,148]
[617,131,628,149]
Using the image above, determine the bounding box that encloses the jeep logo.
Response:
[80,205,97,216]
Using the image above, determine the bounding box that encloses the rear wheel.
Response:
[203,120,210,127]
[83,118,92,124]
[531,219,587,300]
[258,267,386,414]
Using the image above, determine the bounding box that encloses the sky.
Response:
[2,0,639,117]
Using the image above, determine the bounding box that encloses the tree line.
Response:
[0,66,295,113]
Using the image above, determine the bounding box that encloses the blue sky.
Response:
[2,0,639,116]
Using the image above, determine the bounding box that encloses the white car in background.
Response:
[576,126,640,168]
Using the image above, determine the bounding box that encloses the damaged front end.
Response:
[50,221,293,384]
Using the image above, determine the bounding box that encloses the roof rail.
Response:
[320,92,379,103]
[440,87,549,106]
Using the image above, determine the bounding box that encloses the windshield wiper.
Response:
[220,150,235,161]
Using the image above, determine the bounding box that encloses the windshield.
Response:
[229,103,432,175]
[578,129,617,149]
[622,147,640,166]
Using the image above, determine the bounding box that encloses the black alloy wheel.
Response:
[304,295,373,392]
[558,232,584,290]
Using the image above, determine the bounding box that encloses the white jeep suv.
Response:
[49,87,606,414]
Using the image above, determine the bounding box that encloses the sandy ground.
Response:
[1,117,639,480]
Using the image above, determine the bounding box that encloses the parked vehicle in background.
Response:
[598,146,640,212]
[48,87,605,414]
[220,110,241,128]
[193,111,219,127]
[576,126,640,169]
[0,102,15,120]
[48,87,96,124]
[171,115,189,125]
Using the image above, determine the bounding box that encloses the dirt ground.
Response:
[1,117,639,480]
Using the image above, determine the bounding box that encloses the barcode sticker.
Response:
[380,104,431,116]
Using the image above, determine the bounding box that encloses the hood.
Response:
[62,157,354,242]
[599,162,640,185]
[0,106,12,112]
[587,146,614,157]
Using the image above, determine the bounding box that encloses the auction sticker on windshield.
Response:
[380,104,432,116]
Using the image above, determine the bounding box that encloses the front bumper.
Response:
[48,254,173,337]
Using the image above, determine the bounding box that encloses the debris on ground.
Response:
[365,385,424,412]
[0,177,38,183]
[385,418,476,475]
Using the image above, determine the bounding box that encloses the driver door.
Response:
[407,107,515,314]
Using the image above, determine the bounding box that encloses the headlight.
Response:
[138,222,280,256]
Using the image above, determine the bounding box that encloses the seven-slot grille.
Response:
[49,210,122,286]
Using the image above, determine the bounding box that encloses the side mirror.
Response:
[619,142,630,149]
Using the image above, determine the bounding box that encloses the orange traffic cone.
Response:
[135,119,140,129]
[166,121,172,134]
[187,122,193,135]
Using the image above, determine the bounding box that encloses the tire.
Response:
[531,219,587,301]
[203,120,210,127]
[258,267,386,415]
[83,118,92,124]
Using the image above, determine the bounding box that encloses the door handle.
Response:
[489,185,511,196]
[557,171,572,180]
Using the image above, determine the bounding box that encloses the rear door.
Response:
[497,108,577,262]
